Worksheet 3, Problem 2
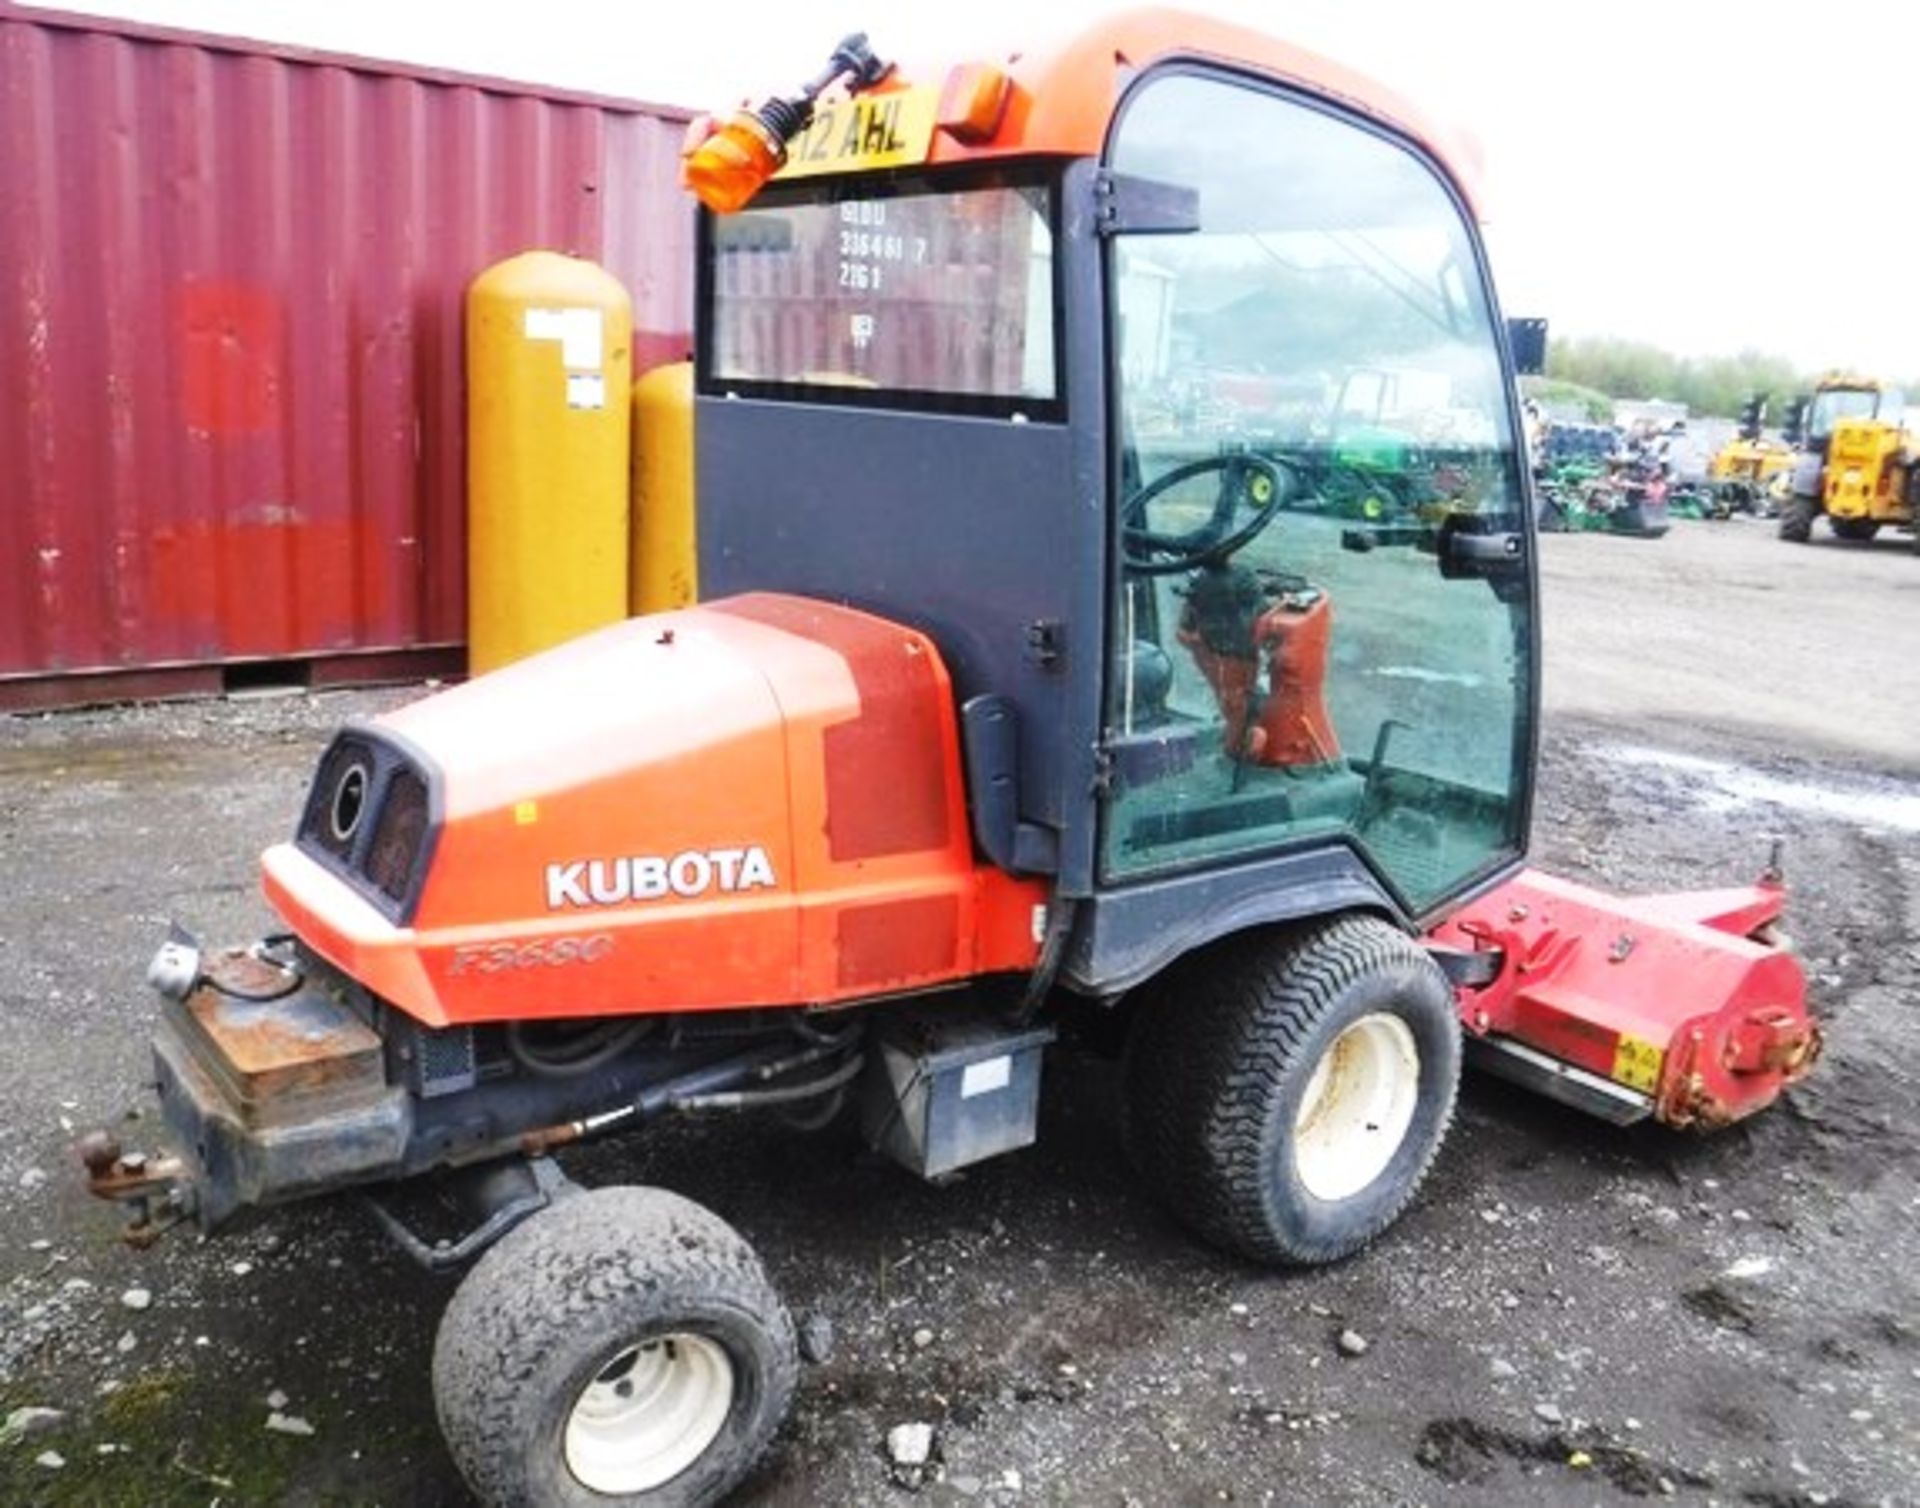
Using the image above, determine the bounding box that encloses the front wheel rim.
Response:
[1292,1012,1421,1202]
[564,1332,735,1495]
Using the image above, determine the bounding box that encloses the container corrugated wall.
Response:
[0,7,693,705]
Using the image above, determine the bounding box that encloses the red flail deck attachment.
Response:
[1429,867,1821,1129]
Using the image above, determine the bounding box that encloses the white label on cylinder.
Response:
[523,306,605,371]
[565,373,606,411]
[960,1055,1012,1098]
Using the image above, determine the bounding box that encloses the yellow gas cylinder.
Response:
[630,361,697,613]
[466,251,632,673]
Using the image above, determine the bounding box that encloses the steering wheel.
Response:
[1121,453,1293,576]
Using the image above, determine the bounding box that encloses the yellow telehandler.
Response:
[1778,373,1917,547]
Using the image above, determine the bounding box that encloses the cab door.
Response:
[1099,69,1534,916]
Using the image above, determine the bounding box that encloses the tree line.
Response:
[1543,336,1915,421]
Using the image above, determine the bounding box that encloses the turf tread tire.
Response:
[433,1184,796,1508]
[1123,914,1459,1267]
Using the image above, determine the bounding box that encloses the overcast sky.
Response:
[55,0,1920,375]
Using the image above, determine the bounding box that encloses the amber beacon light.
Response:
[936,61,1013,142]
[682,33,894,213]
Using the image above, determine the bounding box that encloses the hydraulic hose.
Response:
[507,1019,652,1079]
[670,1052,866,1113]
[1009,897,1078,1026]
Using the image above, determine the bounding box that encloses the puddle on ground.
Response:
[1600,746,1920,835]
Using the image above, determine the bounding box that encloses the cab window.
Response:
[701,167,1059,418]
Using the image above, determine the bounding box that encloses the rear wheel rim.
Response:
[1292,1012,1421,1202]
[564,1332,735,1495]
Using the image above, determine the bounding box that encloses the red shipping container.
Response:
[0,5,694,706]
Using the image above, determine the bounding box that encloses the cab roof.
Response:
[916,7,1485,216]
[1814,372,1885,392]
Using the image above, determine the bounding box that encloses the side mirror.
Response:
[1437,514,1527,602]
[1507,317,1548,376]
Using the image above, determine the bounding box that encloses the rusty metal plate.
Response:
[177,985,384,1122]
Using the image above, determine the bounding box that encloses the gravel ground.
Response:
[1,520,1917,1505]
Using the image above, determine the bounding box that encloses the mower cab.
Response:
[84,14,1818,1505]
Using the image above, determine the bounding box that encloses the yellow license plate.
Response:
[778,87,939,180]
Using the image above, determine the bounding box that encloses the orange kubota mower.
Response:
[82,16,1819,1506]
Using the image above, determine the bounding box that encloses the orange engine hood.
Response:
[261,593,1044,1026]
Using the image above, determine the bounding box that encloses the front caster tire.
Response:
[1123,914,1460,1267]
[433,1185,797,1507]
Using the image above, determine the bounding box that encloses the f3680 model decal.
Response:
[545,847,778,910]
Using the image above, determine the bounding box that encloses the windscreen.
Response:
[701,169,1059,416]
[1808,387,1879,438]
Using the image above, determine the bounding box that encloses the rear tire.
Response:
[1828,516,1879,541]
[1777,493,1818,542]
[434,1185,796,1507]
[1123,914,1460,1266]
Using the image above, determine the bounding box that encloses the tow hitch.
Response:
[1429,852,1820,1129]
[78,1132,195,1247]
[78,929,400,1244]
